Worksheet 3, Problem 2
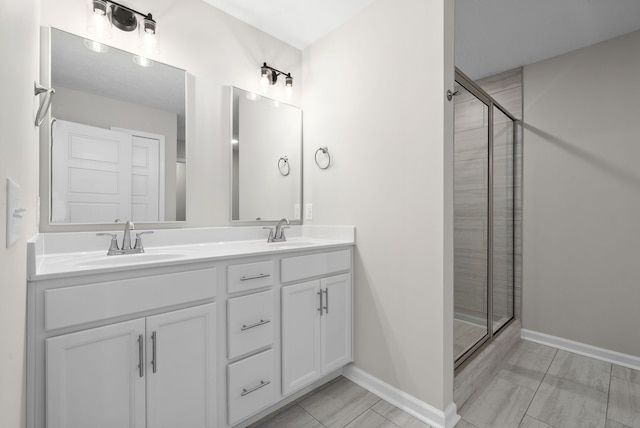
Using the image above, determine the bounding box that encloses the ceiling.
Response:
[204,0,640,80]
[201,0,377,50]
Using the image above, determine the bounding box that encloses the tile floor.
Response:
[249,339,640,428]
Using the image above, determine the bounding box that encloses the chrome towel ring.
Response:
[278,156,290,176]
[314,146,331,170]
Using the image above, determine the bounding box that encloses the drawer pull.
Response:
[241,319,271,331]
[240,273,270,281]
[241,380,271,397]
[318,290,323,316]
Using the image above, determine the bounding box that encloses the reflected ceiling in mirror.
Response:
[231,87,302,223]
[49,28,186,224]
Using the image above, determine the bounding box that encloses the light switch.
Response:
[305,203,313,220]
[294,204,301,220]
[6,178,24,248]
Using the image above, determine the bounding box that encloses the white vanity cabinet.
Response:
[281,251,352,396]
[46,303,216,428]
[46,318,147,428]
[27,266,218,428]
[28,238,354,428]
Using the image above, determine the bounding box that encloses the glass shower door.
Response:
[492,106,515,333]
[453,82,490,361]
[453,69,516,367]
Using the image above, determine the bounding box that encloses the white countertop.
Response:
[27,225,355,281]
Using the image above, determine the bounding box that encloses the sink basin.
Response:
[267,241,315,249]
[74,252,185,267]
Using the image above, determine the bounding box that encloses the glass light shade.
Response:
[139,18,159,56]
[260,74,270,91]
[87,0,112,40]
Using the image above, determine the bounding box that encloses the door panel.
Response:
[146,303,217,428]
[320,274,352,373]
[131,135,161,222]
[51,120,132,223]
[46,319,146,428]
[281,280,321,395]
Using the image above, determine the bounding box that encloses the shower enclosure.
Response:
[453,69,516,368]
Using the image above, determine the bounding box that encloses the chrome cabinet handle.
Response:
[323,288,329,314]
[241,319,271,331]
[318,290,323,316]
[137,334,144,378]
[241,380,271,397]
[240,273,270,281]
[151,331,157,374]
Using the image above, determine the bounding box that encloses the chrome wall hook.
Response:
[446,89,459,101]
[34,82,55,126]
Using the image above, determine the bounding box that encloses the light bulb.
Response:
[87,0,112,40]
[139,16,159,56]
[285,85,293,100]
[260,75,270,91]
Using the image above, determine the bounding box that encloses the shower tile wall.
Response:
[454,68,523,322]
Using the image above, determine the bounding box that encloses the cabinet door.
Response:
[281,280,321,395]
[321,274,352,373]
[46,318,146,428]
[146,303,217,428]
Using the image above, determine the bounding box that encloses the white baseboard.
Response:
[343,365,460,428]
[521,329,640,371]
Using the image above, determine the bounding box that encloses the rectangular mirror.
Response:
[230,87,302,222]
[46,28,186,224]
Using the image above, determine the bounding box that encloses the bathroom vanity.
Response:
[26,226,354,428]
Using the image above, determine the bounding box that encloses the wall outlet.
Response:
[305,203,313,220]
[294,204,301,220]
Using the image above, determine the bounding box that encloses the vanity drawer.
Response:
[281,249,351,283]
[45,268,217,331]
[227,260,274,294]
[228,290,274,359]
[228,349,275,425]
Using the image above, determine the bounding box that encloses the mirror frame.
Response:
[39,27,191,231]
[229,86,303,225]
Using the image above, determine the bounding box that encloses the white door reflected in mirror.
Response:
[51,120,164,224]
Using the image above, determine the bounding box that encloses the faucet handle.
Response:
[133,231,154,251]
[97,233,119,253]
[262,226,275,242]
[279,226,291,239]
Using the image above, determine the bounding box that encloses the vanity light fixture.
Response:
[88,0,159,58]
[260,63,294,95]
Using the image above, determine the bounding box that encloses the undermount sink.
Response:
[74,251,186,267]
[267,241,315,249]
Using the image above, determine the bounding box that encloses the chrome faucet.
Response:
[97,221,154,255]
[263,218,290,243]
[122,220,135,250]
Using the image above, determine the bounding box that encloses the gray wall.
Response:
[302,0,455,410]
[0,1,40,427]
[523,30,640,357]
